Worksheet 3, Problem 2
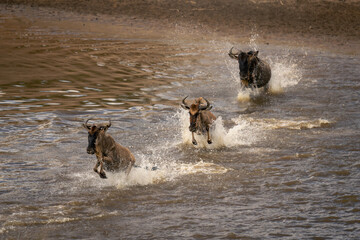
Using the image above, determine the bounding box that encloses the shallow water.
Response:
[0,7,359,239]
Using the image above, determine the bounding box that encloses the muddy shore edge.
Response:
[2,0,360,54]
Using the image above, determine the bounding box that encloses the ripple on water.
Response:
[1,8,359,240]
[241,117,333,130]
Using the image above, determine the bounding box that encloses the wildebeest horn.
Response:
[181,96,190,110]
[199,97,211,111]
[229,47,240,60]
[83,119,91,129]
[106,119,111,128]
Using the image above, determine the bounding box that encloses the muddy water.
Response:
[1,7,360,240]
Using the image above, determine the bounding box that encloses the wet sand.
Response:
[3,0,360,54]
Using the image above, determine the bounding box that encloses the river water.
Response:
[0,6,359,240]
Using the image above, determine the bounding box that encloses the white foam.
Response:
[72,148,230,190]
[237,88,251,102]
[249,33,259,51]
[244,117,332,130]
[110,167,166,189]
[233,56,302,101]
[176,161,229,175]
[237,87,266,102]
[179,110,259,149]
[268,60,302,94]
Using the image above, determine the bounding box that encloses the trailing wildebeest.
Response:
[229,47,271,89]
[83,119,135,179]
[181,96,216,145]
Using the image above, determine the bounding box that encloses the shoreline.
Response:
[1,1,360,54]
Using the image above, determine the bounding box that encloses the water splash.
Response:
[72,158,229,189]
[71,109,261,189]
[268,57,302,94]
[232,52,302,100]
[236,87,266,102]
[249,32,259,51]
[178,110,260,149]
[225,34,303,101]
[176,161,229,175]
[244,117,332,130]
[71,128,231,189]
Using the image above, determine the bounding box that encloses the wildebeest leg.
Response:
[95,153,107,178]
[206,128,212,144]
[125,161,133,176]
[191,132,197,145]
[98,159,107,179]
[93,160,100,173]
[241,79,249,88]
[102,156,113,166]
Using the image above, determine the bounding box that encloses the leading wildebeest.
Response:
[181,96,216,145]
[83,119,135,179]
[229,47,271,89]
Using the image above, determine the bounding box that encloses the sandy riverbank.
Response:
[2,0,360,54]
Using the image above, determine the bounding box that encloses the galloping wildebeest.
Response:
[229,47,271,89]
[181,96,216,145]
[83,119,135,179]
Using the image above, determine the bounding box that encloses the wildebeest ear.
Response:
[254,51,259,57]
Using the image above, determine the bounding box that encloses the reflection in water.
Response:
[0,13,210,113]
[1,7,360,240]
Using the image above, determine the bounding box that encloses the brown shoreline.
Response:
[2,0,360,54]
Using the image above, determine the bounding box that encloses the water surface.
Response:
[0,8,359,239]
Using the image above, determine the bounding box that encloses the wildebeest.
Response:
[83,119,135,179]
[181,96,217,145]
[229,47,271,89]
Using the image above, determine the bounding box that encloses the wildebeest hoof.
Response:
[192,140,197,145]
[99,172,107,179]
[207,139,213,144]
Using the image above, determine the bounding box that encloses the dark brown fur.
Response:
[229,48,271,89]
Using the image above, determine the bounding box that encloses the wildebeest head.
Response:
[229,48,259,84]
[181,96,212,132]
[83,119,111,154]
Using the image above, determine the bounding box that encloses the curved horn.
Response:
[199,97,211,111]
[228,47,240,60]
[181,96,190,110]
[106,119,111,128]
[83,119,91,129]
